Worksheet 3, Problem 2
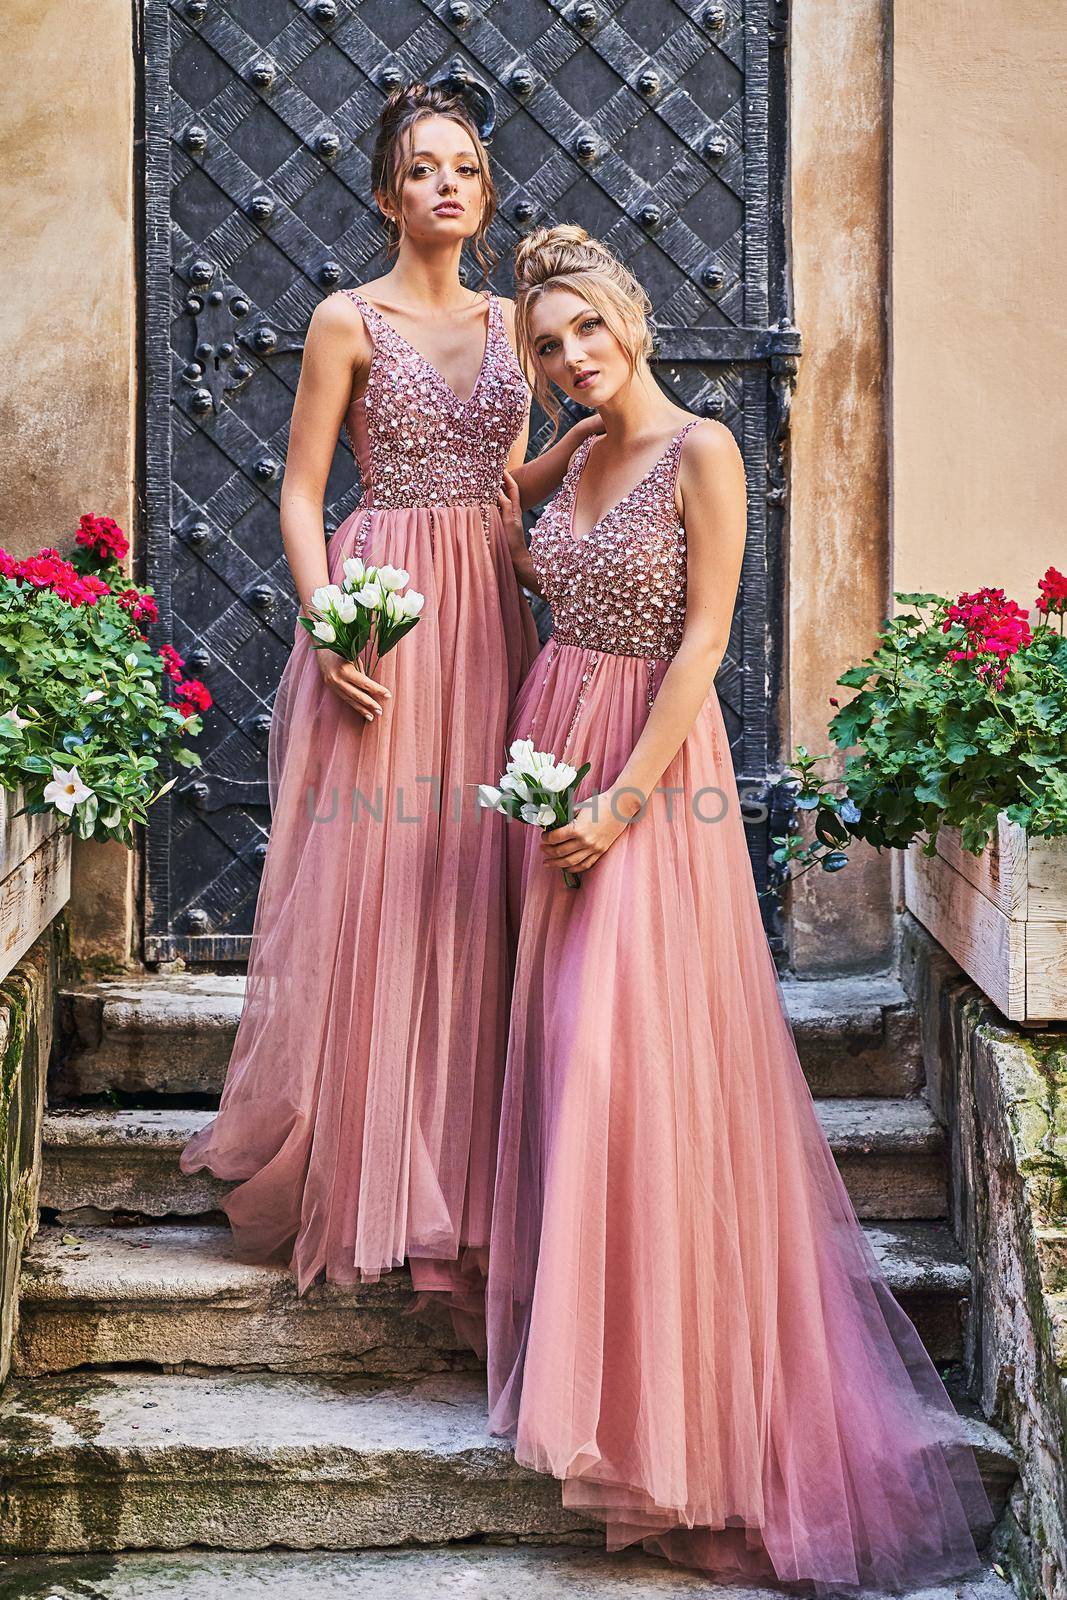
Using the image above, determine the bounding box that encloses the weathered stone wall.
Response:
[0,920,63,1386]
[0,1,138,970]
[784,0,894,975]
[901,912,1067,1600]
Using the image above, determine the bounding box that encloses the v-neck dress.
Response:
[180,287,540,1325]
[484,421,991,1590]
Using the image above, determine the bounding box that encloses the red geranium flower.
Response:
[175,676,212,713]
[1036,565,1067,615]
[116,586,158,625]
[0,546,18,579]
[158,643,185,682]
[75,513,129,564]
[15,550,108,608]
[943,586,1031,691]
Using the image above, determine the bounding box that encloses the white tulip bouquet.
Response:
[299,558,425,680]
[478,738,591,890]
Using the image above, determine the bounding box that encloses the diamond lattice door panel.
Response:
[143,0,795,963]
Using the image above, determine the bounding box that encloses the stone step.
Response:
[779,974,924,1097]
[54,975,246,1099]
[40,1098,949,1224]
[0,1545,1017,1600]
[52,974,923,1101]
[13,1219,970,1379]
[0,1368,1016,1557]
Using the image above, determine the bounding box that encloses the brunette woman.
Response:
[181,87,596,1337]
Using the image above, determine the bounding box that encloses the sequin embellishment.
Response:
[561,654,603,758]
[531,420,701,664]
[341,289,529,510]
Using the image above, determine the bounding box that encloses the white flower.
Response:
[507,740,560,781]
[398,589,425,619]
[382,591,403,624]
[353,581,383,609]
[43,764,94,816]
[333,593,359,625]
[376,565,409,592]
[312,618,336,643]
[342,556,366,585]
[508,738,536,769]
[520,802,557,827]
[311,584,345,614]
[477,784,506,811]
[500,771,532,803]
[0,707,29,728]
[82,689,105,704]
[539,761,578,793]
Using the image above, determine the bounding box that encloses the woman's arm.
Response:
[509,416,602,509]
[495,470,543,597]
[280,294,367,612]
[279,294,393,723]
[541,420,748,875]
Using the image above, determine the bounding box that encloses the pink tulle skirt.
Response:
[180,498,539,1315]
[485,638,992,1592]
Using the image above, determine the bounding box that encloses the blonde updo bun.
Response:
[513,225,654,429]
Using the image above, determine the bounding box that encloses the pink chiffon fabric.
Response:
[180,290,539,1319]
[485,425,992,1591]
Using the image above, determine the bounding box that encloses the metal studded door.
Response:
[143,0,797,964]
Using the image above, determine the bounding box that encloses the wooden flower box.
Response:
[904,814,1067,1026]
[0,784,71,984]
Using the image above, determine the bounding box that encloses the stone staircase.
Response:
[0,974,1018,1598]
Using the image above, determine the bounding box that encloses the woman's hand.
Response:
[315,648,392,722]
[540,788,636,878]
[496,469,526,557]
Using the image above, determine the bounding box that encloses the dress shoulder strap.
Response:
[564,428,596,494]
[653,418,703,524]
[666,417,704,488]
[341,286,386,332]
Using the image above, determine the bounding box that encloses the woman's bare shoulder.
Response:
[307,290,374,359]
[678,416,744,477]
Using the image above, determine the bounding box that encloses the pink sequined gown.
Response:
[180,289,539,1316]
[485,421,991,1591]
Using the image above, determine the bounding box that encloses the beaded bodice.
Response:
[341,288,529,509]
[530,420,701,661]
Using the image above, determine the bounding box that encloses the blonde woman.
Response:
[180,88,596,1335]
[486,224,991,1590]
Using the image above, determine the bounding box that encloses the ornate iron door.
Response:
[143,0,796,964]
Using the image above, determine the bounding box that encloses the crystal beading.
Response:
[341,289,529,510]
[530,419,701,663]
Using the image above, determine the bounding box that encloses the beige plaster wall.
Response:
[891,1,1067,610]
[785,0,894,973]
[1,0,138,969]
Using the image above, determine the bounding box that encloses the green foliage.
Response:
[773,592,1067,883]
[0,578,203,846]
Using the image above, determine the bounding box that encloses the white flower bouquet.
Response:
[478,738,591,890]
[299,558,425,680]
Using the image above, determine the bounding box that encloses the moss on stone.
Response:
[0,924,61,1388]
